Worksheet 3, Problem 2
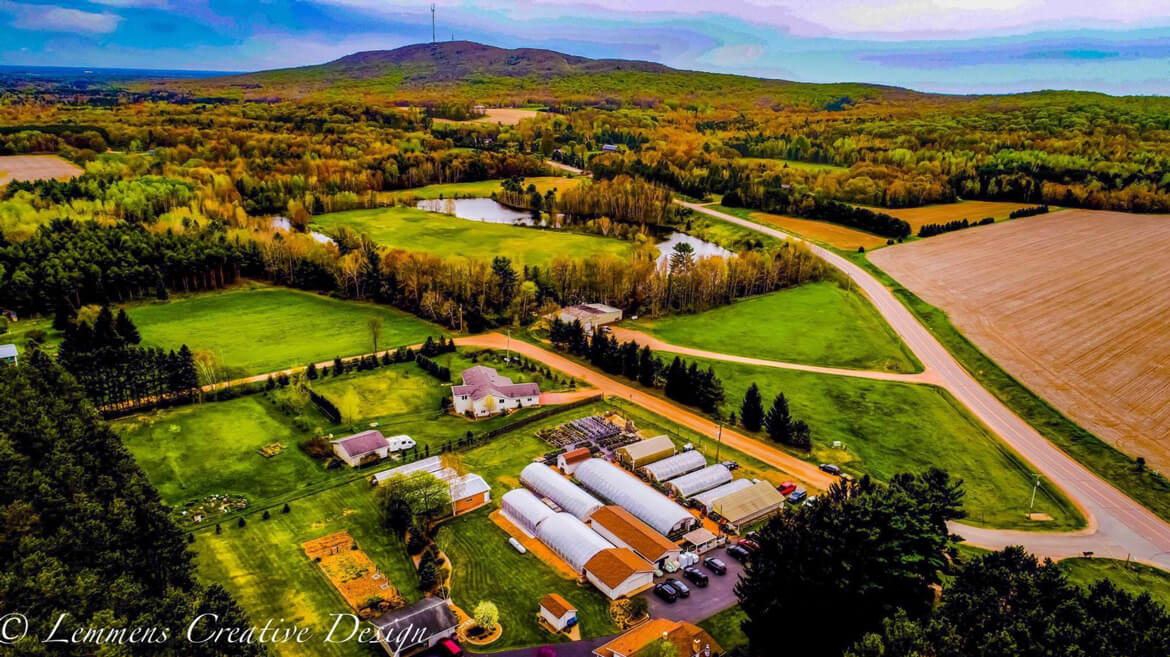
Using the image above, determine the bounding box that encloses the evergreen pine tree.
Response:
[741,383,765,432]
[115,309,141,344]
[638,346,657,387]
[306,362,318,379]
[765,393,792,443]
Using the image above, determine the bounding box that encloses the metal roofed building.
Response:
[711,481,786,529]
[501,488,555,537]
[536,512,614,573]
[615,435,676,469]
[556,303,623,331]
[0,343,17,365]
[665,464,733,499]
[520,462,604,520]
[574,459,697,536]
[640,450,706,483]
[691,479,755,513]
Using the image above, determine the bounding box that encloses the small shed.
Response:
[0,343,17,366]
[557,447,592,476]
[331,430,391,467]
[539,593,577,633]
[616,435,676,469]
[681,527,721,554]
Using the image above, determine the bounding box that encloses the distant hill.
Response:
[154,41,923,109]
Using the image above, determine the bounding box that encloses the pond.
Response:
[271,216,335,244]
[417,197,732,267]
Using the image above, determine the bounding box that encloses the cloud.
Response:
[1,1,122,34]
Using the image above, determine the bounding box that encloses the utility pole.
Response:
[430,4,436,43]
[714,423,723,462]
[1029,474,1041,513]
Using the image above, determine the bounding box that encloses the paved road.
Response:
[456,333,836,491]
[608,326,940,386]
[678,200,1170,569]
[468,635,614,657]
[642,546,743,622]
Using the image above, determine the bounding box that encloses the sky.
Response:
[2,0,1170,94]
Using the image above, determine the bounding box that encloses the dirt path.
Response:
[608,326,940,385]
[455,333,836,491]
[678,200,1170,570]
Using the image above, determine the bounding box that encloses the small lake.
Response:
[271,216,335,244]
[418,197,731,267]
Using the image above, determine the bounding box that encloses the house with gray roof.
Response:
[371,597,458,657]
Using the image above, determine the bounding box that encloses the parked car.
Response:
[437,638,464,657]
[787,488,808,504]
[803,495,818,507]
[664,577,691,598]
[777,482,797,496]
[726,545,751,561]
[683,566,709,587]
[744,531,761,543]
[704,557,728,575]
[654,582,680,602]
[820,463,842,476]
[737,538,760,553]
[721,460,740,471]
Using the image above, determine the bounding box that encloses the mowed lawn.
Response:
[311,206,632,265]
[130,284,441,376]
[383,176,580,200]
[116,394,340,506]
[695,358,1081,530]
[1059,558,1170,609]
[628,282,920,372]
[191,481,421,657]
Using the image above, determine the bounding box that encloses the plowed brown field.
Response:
[0,154,84,184]
[871,209,1170,472]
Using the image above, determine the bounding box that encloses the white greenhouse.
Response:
[520,463,604,520]
[536,512,613,573]
[574,459,697,536]
[500,489,555,537]
[691,479,755,513]
[640,450,707,482]
[665,464,733,498]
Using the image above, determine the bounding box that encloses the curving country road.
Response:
[677,200,1170,569]
[608,326,940,386]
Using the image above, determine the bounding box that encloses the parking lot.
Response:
[640,544,745,621]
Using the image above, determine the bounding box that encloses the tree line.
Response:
[737,383,810,448]
[917,216,994,238]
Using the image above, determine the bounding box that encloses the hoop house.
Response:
[536,512,613,573]
[520,463,604,519]
[574,459,697,535]
[501,489,555,536]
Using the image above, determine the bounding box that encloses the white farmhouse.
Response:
[451,365,540,417]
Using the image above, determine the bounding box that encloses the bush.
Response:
[406,531,428,555]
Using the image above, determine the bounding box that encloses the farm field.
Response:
[130,283,441,377]
[714,204,889,250]
[626,281,920,372]
[191,481,421,657]
[383,175,580,200]
[433,107,542,125]
[880,200,1042,231]
[689,357,1081,530]
[116,394,339,507]
[311,205,634,265]
[736,157,847,172]
[0,154,84,184]
[870,209,1170,474]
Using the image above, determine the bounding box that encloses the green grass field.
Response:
[191,480,421,657]
[384,176,581,200]
[628,282,920,372]
[116,394,341,506]
[1059,558,1170,609]
[698,606,748,652]
[127,283,441,377]
[841,250,1170,524]
[312,206,633,266]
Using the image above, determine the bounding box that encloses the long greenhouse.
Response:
[665,464,733,498]
[691,478,755,512]
[640,450,706,482]
[520,462,604,519]
[574,459,698,536]
[500,488,555,536]
[535,512,614,573]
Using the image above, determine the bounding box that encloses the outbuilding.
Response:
[520,462,604,520]
[332,430,391,467]
[536,512,614,574]
[691,479,754,514]
[615,435,676,469]
[710,481,785,529]
[665,464,732,498]
[587,505,681,568]
[500,488,555,537]
[584,547,655,599]
[0,343,17,366]
[556,447,592,475]
[539,594,578,633]
[371,597,459,657]
[575,459,697,536]
[681,527,722,554]
[557,303,623,332]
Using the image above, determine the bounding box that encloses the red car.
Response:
[737,538,760,553]
[437,638,463,657]
[777,482,797,496]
